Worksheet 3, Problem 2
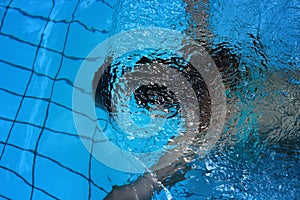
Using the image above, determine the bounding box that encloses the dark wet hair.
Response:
[92,46,240,132]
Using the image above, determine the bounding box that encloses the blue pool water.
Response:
[0,0,299,199]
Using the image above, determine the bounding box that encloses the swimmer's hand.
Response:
[104,175,158,200]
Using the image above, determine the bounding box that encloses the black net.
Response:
[0,1,117,199]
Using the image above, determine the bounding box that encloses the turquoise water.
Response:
[0,0,299,199]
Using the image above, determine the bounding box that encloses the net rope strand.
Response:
[0,0,113,199]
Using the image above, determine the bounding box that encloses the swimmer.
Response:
[92,1,299,199]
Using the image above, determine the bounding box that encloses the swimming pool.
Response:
[0,0,299,199]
